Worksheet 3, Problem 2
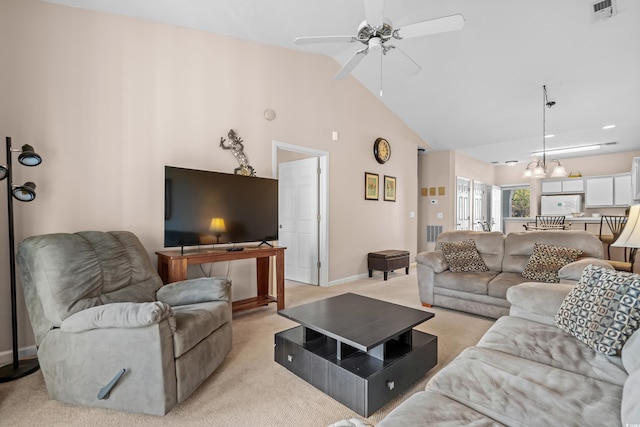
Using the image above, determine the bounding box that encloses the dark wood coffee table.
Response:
[275,293,437,417]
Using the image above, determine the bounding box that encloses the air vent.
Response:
[593,0,616,22]
[426,225,443,243]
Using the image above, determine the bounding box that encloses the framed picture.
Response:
[384,175,396,202]
[364,172,379,200]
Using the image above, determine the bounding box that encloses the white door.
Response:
[278,157,319,285]
[456,177,471,230]
[472,180,485,231]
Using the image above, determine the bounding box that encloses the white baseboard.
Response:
[327,273,369,287]
[326,264,415,287]
[0,345,37,366]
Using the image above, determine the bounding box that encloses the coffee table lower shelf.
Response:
[274,326,437,417]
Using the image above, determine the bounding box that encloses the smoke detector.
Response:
[593,0,617,22]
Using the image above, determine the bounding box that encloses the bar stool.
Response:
[598,215,627,260]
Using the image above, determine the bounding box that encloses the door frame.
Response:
[272,140,329,287]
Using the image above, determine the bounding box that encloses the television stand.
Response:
[156,246,286,312]
[258,240,274,247]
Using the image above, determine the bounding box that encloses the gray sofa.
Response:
[17,231,232,415]
[416,230,608,318]
[379,280,639,426]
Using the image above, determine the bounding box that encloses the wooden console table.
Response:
[156,246,286,313]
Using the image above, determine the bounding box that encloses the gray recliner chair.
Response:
[17,231,232,415]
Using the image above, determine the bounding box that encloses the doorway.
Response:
[456,177,471,230]
[273,141,329,286]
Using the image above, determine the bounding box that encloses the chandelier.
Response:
[522,85,568,179]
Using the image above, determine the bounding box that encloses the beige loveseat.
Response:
[415,230,609,318]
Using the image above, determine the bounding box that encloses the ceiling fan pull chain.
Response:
[380,48,384,97]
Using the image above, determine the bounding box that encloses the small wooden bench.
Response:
[367,250,410,281]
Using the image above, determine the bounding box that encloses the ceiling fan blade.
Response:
[387,46,422,76]
[396,14,465,39]
[294,35,357,45]
[364,0,385,28]
[334,48,368,80]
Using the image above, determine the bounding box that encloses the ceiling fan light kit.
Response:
[294,0,465,89]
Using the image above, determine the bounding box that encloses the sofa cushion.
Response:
[426,346,622,427]
[477,316,628,385]
[622,370,640,426]
[521,243,582,283]
[436,230,505,272]
[487,272,526,299]
[171,300,231,358]
[434,270,498,295]
[622,328,640,374]
[502,230,603,274]
[439,240,489,273]
[555,265,640,356]
[507,282,575,326]
[377,390,505,427]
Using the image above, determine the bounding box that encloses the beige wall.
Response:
[0,0,423,356]
[417,150,496,252]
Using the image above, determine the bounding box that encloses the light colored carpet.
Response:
[0,268,494,426]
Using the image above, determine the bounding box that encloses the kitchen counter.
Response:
[503,217,603,234]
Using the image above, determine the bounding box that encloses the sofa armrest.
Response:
[156,277,231,307]
[415,251,448,273]
[558,258,614,283]
[60,301,174,333]
[506,282,575,326]
[415,251,448,307]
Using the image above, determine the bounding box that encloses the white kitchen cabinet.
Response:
[633,157,640,201]
[562,179,584,193]
[614,173,631,206]
[541,178,584,194]
[585,173,631,207]
[541,180,562,193]
[585,176,614,207]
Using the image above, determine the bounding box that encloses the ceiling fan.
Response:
[294,0,465,83]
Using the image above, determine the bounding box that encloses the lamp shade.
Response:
[0,165,7,181]
[612,205,640,248]
[18,144,42,166]
[12,182,37,202]
[209,218,227,234]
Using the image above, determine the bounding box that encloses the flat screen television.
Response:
[164,166,278,248]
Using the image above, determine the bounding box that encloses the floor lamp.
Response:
[0,136,42,382]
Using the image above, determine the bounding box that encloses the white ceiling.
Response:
[41,0,640,165]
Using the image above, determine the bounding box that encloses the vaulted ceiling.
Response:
[42,0,640,165]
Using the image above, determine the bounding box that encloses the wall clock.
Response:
[373,137,391,164]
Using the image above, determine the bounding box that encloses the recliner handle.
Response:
[97,368,126,400]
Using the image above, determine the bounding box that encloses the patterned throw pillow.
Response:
[439,240,489,273]
[555,265,640,356]
[521,243,583,283]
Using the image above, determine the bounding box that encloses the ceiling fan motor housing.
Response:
[357,19,393,44]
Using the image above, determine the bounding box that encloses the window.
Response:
[502,186,530,218]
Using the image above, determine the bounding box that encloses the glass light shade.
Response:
[18,144,42,166]
[12,182,37,202]
[522,167,533,178]
[550,164,568,178]
[532,164,546,178]
[612,205,640,248]
[0,165,7,180]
